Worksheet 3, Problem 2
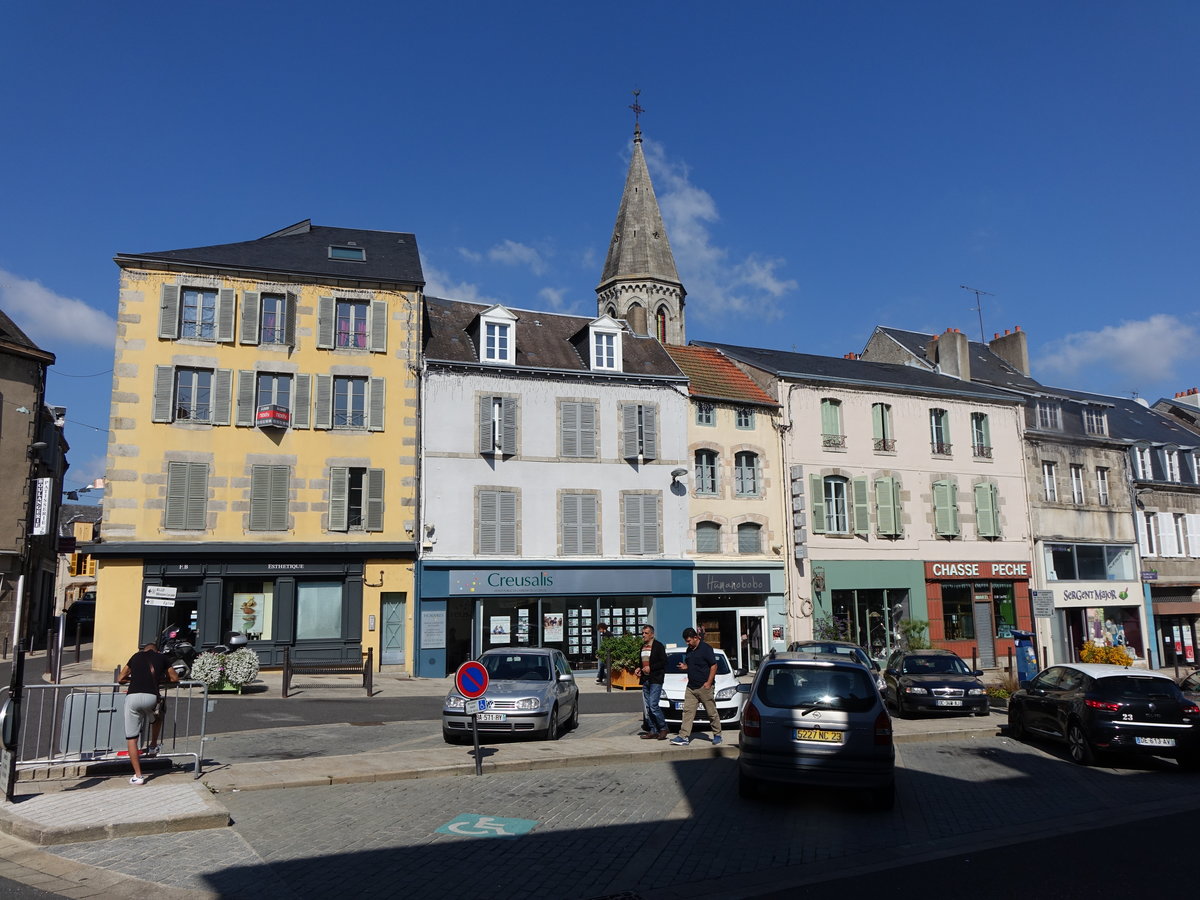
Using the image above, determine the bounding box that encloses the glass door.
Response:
[737,612,766,673]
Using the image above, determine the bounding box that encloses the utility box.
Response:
[1011,630,1039,684]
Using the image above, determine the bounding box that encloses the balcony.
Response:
[822,434,847,449]
[931,441,953,456]
[874,438,896,452]
[972,444,993,459]
[256,405,291,429]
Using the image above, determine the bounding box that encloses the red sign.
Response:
[925,561,1030,580]
[455,661,490,699]
[256,405,291,428]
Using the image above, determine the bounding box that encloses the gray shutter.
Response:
[478,490,498,553]
[212,369,232,425]
[624,494,643,554]
[876,477,897,536]
[369,300,388,353]
[479,396,494,453]
[933,480,959,536]
[580,401,596,457]
[641,494,659,553]
[152,366,175,422]
[365,468,384,532]
[284,292,297,347]
[240,291,261,345]
[368,377,385,432]
[500,396,517,454]
[498,491,517,553]
[852,476,870,536]
[165,463,187,529]
[738,523,760,554]
[292,374,311,429]
[622,405,639,459]
[185,463,208,530]
[562,494,580,555]
[217,288,236,343]
[271,466,290,531]
[158,284,180,339]
[317,296,335,349]
[561,402,579,457]
[809,475,826,534]
[250,465,270,531]
[236,370,256,427]
[328,467,349,532]
[314,374,332,429]
[641,405,658,460]
[581,494,598,554]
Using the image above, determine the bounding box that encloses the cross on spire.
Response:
[629,89,644,140]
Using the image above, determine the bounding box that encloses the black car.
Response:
[1179,669,1200,704]
[64,598,96,637]
[1009,663,1200,768]
[882,649,989,717]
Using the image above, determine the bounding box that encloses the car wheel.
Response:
[975,705,990,718]
[896,695,910,719]
[1067,721,1095,766]
[869,782,896,811]
[1177,754,1200,772]
[738,769,758,799]
[1006,707,1025,740]
[547,704,561,741]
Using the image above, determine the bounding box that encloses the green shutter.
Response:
[317,296,335,349]
[809,475,826,534]
[975,482,999,538]
[367,377,385,432]
[369,300,388,353]
[934,480,959,537]
[314,374,332,430]
[852,476,870,536]
[821,399,841,435]
[240,292,261,345]
[292,374,311,429]
[216,289,236,343]
[365,468,384,532]
[875,477,897,536]
[212,369,232,425]
[152,366,175,422]
[236,370,256,427]
[328,467,349,532]
[250,465,270,531]
[872,403,884,441]
[158,284,180,339]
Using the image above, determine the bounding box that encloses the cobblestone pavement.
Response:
[43,733,1200,899]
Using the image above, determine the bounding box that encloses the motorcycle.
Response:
[159,623,197,677]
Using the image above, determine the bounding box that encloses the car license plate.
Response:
[1135,736,1175,747]
[476,713,507,723]
[674,701,685,710]
[795,729,842,743]
[935,699,962,707]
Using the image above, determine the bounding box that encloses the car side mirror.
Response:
[558,673,573,682]
[736,683,751,694]
[971,670,984,677]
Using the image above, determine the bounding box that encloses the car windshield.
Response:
[665,652,732,675]
[482,654,551,682]
[757,665,876,712]
[1092,676,1180,701]
[901,655,970,676]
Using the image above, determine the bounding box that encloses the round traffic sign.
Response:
[455,660,490,700]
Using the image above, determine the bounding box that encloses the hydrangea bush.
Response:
[190,648,260,688]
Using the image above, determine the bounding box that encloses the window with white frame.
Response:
[316,296,386,352]
[335,300,369,349]
[696,403,714,426]
[734,451,761,497]
[822,476,849,534]
[1096,467,1110,505]
[159,284,234,342]
[333,376,367,429]
[153,366,231,425]
[735,408,755,429]
[481,395,519,455]
[181,287,218,340]
[176,368,214,422]
[1042,461,1058,502]
[1070,464,1085,504]
[1083,407,1108,436]
[821,399,845,448]
[622,404,658,459]
[737,523,762,554]
[1165,449,1180,482]
[971,412,992,458]
[485,322,510,362]
[1133,445,1152,479]
[260,293,289,345]
[1139,511,1158,556]
[929,408,951,455]
[1036,400,1062,430]
[872,403,895,452]
[329,467,384,532]
[695,450,718,495]
[256,372,292,413]
[593,331,616,369]
[696,521,721,553]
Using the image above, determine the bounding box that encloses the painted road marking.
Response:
[436,814,539,838]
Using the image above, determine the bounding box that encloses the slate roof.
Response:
[868,326,1043,393]
[0,307,53,361]
[423,296,686,380]
[696,341,1020,403]
[115,220,424,287]
[1153,397,1200,436]
[598,133,681,289]
[1045,386,1199,448]
[664,345,778,408]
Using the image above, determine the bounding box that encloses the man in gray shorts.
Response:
[119,641,180,785]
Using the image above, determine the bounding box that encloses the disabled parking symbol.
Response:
[436,814,539,838]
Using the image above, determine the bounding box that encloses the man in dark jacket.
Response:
[636,625,669,739]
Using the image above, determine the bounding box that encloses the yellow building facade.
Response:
[91,220,423,674]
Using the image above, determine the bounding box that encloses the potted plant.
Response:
[598,632,644,689]
[190,647,261,693]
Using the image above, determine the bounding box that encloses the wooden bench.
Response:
[282,647,374,698]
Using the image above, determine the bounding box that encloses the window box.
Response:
[256,405,291,429]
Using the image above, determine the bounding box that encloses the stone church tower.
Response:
[596,122,686,345]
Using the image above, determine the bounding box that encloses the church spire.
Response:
[596,92,686,344]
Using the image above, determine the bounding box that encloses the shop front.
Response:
[1149,586,1200,669]
[924,560,1033,668]
[416,561,695,677]
[811,560,926,661]
[692,566,786,673]
[1049,583,1149,664]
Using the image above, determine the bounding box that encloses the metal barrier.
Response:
[16,681,209,779]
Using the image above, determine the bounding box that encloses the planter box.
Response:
[607,669,642,690]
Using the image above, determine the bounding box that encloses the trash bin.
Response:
[1011,630,1039,684]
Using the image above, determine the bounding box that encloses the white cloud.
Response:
[0,269,116,350]
[1036,315,1198,385]
[457,247,483,263]
[642,140,796,324]
[421,260,496,305]
[487,239,547,276]
[537,287,585,315]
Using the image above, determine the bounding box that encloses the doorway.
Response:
[737,612,766,673]
[381,593,406,666]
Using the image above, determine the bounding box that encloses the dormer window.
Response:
[329,245,365,261]
[587,315,623,371]
[485,322,510,361]
[478,305,518,366]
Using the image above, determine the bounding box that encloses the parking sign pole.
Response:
[472,708,482,776]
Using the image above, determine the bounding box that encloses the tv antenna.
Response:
[960,285,994,342]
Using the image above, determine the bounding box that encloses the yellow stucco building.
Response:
[91,220,423,674]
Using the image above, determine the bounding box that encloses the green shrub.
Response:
[1078,643,1132,666]
[599,632,645,671]
[898,619,930,650]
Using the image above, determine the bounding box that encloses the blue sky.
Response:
[3,2,1198,493]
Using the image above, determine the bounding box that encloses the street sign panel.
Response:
[455,660,489,699]
[143,597,177,607]
[144,585,178,599]
[472,698,488,714]
[1031,590,1055,618]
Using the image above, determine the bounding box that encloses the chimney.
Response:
[932,327,970,381]
[989,324,1030,376]
[626,305,648,335]
[1175,387,1200,409]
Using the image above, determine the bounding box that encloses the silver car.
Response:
[737,652,895,809]
[442,647,580,743]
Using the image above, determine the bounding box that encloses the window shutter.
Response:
[975,482,999,538]
[284,292,297,347]
[696,522,721,553]
[365,468,384,532]
[738,523,761,553]
[641,494,659,554]
[250,465,271,531]
[212,369,232,425]
[499,396,517,454]
[498,491,517,554]
[86,556,96,577]
[1136,512,1151,556]
[158,284,180,339]
[624,494,643,554]
[314,374,332,429]
[292,374,311,429]
[479,396,495,453]
[1186,514,1200,557]
[165,462,188,529]
[236,370,256,426]
[821,399,840,435]
[872,404,884,441]
[562,494,580,555]
[852,476,870,536]
[977,414,991,447]
[580,494,598,554]
[622,405,639,459]
[317,296,335,349]
[216,289,236,343]
[561,402,579,457]
[270,465,290,531]
[328,467,349,532]
[478,490,498,553]
[367,377,385,432]
[933,480,959,536]
[641,405,657,460]
[875,477,897,536]
[152,365,175,422]
[1158,513,1180,556]
[240,291,261,344]
[579,401,596,457]
[369,300,388,353]
[185,463,208,530]
[809,474,826,533]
